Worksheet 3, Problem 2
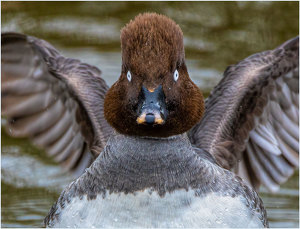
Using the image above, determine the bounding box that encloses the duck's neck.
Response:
[96,132,200,174]
[103,132,195,164]
[84,132,217,196]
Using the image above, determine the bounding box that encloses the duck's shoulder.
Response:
[44,134,268,227]
[45,160,267,227]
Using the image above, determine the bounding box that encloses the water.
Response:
[1,1,299,228]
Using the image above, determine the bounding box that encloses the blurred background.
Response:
[1,1,299,227]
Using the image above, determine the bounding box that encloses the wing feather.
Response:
[189,36,299,192]
[1,32,114,176]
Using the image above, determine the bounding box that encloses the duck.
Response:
[1,13,299,228]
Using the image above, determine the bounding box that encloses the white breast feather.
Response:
[52,189,263,228]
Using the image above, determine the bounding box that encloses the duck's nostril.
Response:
[145,113,155,124]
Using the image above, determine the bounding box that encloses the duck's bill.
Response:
[136,85,168,125]
[137,111,165,125]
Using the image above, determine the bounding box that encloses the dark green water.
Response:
[1,1,299,228]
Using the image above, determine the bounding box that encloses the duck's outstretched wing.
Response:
[189,37,299,192]
[2,32,113,177]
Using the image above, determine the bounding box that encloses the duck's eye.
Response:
[127,71,132,82]
[173,69,179,82]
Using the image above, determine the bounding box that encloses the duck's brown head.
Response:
[104,13,204,137]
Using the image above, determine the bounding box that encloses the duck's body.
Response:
[2,12,298,228]
[45,133,266,227]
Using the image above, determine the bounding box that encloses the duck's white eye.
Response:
[127,71,132,82]
[173,69,179,81]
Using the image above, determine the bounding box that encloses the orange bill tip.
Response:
[136,113,146,124]
[155,117,164,125]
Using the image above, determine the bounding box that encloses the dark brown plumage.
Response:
[104,13,205,137]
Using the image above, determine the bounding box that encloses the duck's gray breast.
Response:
[51,189,263,228]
